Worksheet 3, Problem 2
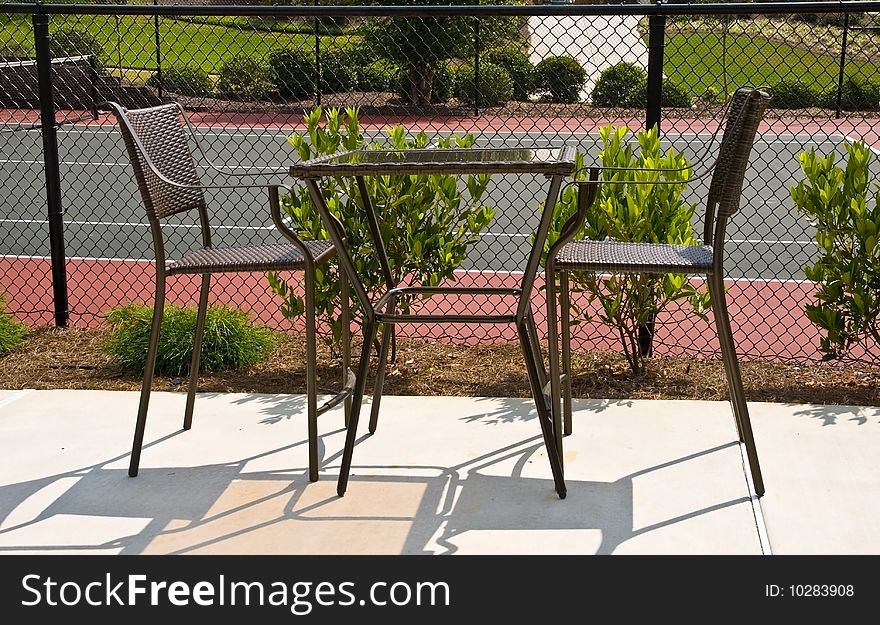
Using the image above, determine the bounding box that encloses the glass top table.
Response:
[289,146,578,500]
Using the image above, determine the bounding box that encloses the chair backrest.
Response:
[107,101,206,223]
[706,87,770,223]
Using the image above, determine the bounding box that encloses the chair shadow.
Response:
[0,396,752,555]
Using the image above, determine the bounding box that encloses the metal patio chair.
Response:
[545,87,771,496]
[106,101,354,482]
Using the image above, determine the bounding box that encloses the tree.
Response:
[362,0,525,106]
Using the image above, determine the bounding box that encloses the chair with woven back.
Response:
[545,86,771,496]
[105,100,354,483]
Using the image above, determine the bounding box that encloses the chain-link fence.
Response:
[1,2,879,363]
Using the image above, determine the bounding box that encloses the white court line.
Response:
[0,220,817,245]
[0,218,272,230]
[0,254,817,284]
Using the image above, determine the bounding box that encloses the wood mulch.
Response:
[2,326,878,408]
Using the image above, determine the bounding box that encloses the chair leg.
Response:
[129,277,166,477]
[340,266,352,426]
[545,260,564,456]
[337,316,379,497]
[305,265,320,482]
[368,323,392,435]
[183,273,210,431]
[708,275,765,497]
[560,271,573,436]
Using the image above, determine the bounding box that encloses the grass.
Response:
[664,31,880,97]
[0,14,352,73]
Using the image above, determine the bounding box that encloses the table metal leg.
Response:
[517,319,567,498]
[337,316,379,497]
[545,259,564,457]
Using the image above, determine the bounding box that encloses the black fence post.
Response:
[835,11,850,119]
[314,0,321,106]
[33,11,69,328]
[640,7,666,358]
[154,0,162,100]
[474,17,480,115]
[645,10,666,132]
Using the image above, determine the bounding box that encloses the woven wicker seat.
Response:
[546,87,771,497]
[106,101,353,483]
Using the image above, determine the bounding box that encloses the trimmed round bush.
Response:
[591,61,646,107]
[0,296,26,357]
[395,62,455,104]
[49,28,106,74]
[485,46,534,101]
[821,74,880,111]
[146,65,212,98]
[269,47,315,100]
[455,62,513,106]
[659,81,691,108]
[218,55,272,100]
[357,59,398,92]
[769,80,820,109]
[319,49,358,93]
[534,55,587,103]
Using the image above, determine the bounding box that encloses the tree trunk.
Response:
[408,61,435,107]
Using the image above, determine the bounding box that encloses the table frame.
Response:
[291,146,577,499]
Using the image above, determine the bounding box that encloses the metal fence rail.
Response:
[1,1,879,363]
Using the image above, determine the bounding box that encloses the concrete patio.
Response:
[0,388,878,555]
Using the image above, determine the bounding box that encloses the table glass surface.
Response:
[289,146,576,178]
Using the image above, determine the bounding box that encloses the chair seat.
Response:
[167,240,334,275]
[554,240,714,274]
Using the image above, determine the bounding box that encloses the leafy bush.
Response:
[218,55,272,100]
[395,61,455,103]
[103,303,279,375]
[319,49,358,93]
[357,59,399,92]
[591,61,645,107]
[791,141,880,363]
[534,55,587,103]
[821,74,880,111]
[485,46,534,101]
[455,62,514,106]
[794,12,864,28]
[268,106,494,348]
[146,65,212,98]
[543,125,710,374]
[0,296,27,357]
[49,28,106,74]
[769,80,820,109]
[268,47,315,99]
[659,81,692,108]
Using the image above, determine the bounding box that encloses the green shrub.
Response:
[395,62,455,104]
[218,55,272,100]
[791,141,880,363]
[0,297,27,357]
[455,62,514,106]
[794,12,864,28]
[534,55,587,103]
[486,46,534,101]
[103,303,279,375]
[356,59,399,92]
[269,47,315,99]
[319,49,358,93]
[660,81,692,108]
[821,74,880,111]
[146,65,212,98]
[543,125,710,374]
[269,106,494,348]
[769,80,820,109]
[49,28,106,74]
[591,61,646,107]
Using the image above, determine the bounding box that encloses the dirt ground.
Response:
[2,326,878,407]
